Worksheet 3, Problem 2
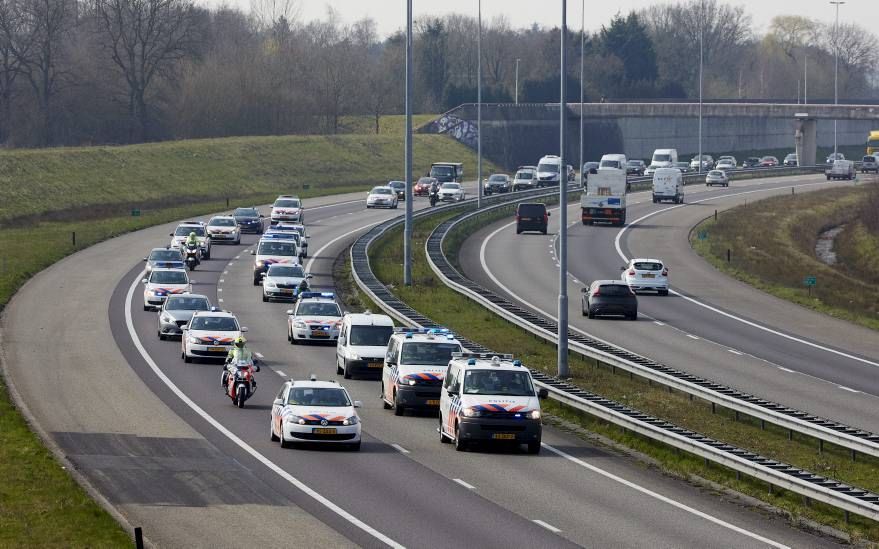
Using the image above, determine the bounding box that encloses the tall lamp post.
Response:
[578,0,584,188]
[477,0,483,209]
[515,58,521,104]
[698,0,704,174]
[558,0,569,379]
[403,0,413,285]
[830,1,844,156]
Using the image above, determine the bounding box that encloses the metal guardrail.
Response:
[349,186,879,522]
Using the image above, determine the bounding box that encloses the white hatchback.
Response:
[271,378,362,450]
[206,215,241,245]
[142,268,191,310]
[621,258,668,295]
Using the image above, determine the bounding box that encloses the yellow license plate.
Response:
[492,433,516,440]
[313,428,337,435]
[643,274,655,279]
[368,362,383,369]
[426,399,440,406]
[312,330,328,337]
[280,289,294,294]
[209,346,227,352]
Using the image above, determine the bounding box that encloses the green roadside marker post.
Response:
[803,276,816,297]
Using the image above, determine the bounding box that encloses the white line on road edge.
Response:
[218,298,224,303]
[452,478,476,490]
[124,271,403,549]
[778,367,795,373]
[727,349,743,356]
[532,520,561,533]
[613,182,879,371]
[391,444,410,454]
[686,334,700,340]
[654,321,665,326]
[276,370,287,377]
[541,443,790,549]
[839,386,859,393]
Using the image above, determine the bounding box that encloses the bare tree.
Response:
[0,0,26,142]
[249,0,298,32]
[93,0,200,141]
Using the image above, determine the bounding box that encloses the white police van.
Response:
[335,311,394,379]
[439,353,548,454]
[381,328,463,416]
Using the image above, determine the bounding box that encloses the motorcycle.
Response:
[224,358,260,408]
[184,243,200,270]
[429,189,439,207]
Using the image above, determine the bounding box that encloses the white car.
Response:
[274,223,308,257]
[142,268,192,311]
[287,292,343,344]
[181,310,247,363]
[366,186,398,209]
[621,258,668,295]
[206,215,241,245]
[262,264,310,302]
[512,169,536,191]
[251,234,300,285]
[715,159,736,172]
[705,169,729,187]
[381,328,462,415]
[270,195,303,225]
[270,377,362,450]
[169,221,212,259]
[438,182,466,202]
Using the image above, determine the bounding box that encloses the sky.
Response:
[228,1,870,37]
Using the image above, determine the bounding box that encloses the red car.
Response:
[414,177,436,196]
[759,156,778,167]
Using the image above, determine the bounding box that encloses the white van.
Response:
[335,312,395,379]
[651,149,678,169]
[599,154,627,171]
[536,155,562,187]
[652,167,684,204]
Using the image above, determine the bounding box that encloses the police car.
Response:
[142,268,192,311]
[270,376,362,450]
[143,246,185,272]
[381,328,462,416]
[439,353,548,454]
[169,221,212,259]
[262,264,310,302]
[181,310,247,363]
[264,227,306,259]
[286,292,343,344]
[251,233,300,285]
[206,215,241,244]
[270,195,304,225]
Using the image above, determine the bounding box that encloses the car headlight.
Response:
[529,409,541,420]
[462,407,482,418]
[342,416,358,426]
[293,320,306,329]
[350,353,360,360]
[161,313,173,323]
[265,280,277,288]
[255,260,265,267]
[188,336,198,344]
[285,414,306,425]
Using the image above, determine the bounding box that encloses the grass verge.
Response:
[690,183,879,331]
[365,205,879,543]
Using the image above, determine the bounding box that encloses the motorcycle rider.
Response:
[222,336,257,389]
[429,179,440,206]
[185,231,199,248]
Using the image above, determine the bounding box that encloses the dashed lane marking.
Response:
[453,478,476,490]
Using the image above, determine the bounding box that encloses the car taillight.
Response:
[628,270,635,276]
[661,269,668,276]
[591,289,600,296]
[543,213,548,222]
[515,215,520,222]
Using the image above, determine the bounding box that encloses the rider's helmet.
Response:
[189,232,196,238]
[234,336,246,348]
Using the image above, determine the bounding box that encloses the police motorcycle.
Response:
[224,356,260,408]
[429,186,439,207]
[184,242,200,270]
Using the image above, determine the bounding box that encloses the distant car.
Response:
[825,152,845,165]
[673,161,692,173]
[516,203,549,235]
[144,247,185,272]
[861,155,878,173]
[270,195,303,225]
[262,264,310,302]
[366,186,398,209]
[438,182,465,202]
[414,177,436,197]
[783,153,798,167]
[157,293,211,340]
[690,155,714,171]
[287,292,343,344]
[388,181,406,200]
[232,207,264,234]
[742,157,761,168]
[512,169,537,191]
[484,173,511,195]
[621,259,668,295]
[718,155,737,167]
[706,170,729,186]
[826,159,855,180]
[206,215,241,245]
[626,160,646,176]
[715,159,736,172]
[582,280,637,320]
[581,162,599,184]
[759,156,779,167]
[644,164,658,176]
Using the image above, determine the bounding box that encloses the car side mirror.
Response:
[169,233,174,237]
[306,274,313,279]
[353,401,362,408]
[580,288,589,293]
[180,324,188,330]
[620,266,626,270]
[259,214,265,218]
[250,250,256,255]
[141,278,148,284]
[240,327,248,333]
[538,388,549,400]
[142,257,148,261]
[273,398,283,406]
[286,309,294,315]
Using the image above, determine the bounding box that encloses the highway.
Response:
[2,184,837,547]
[465,174,879,434]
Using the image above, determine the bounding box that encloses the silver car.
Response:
[262,264,310,302]
[705,170,729,187]
[157,294,212,339]
[144,247,185,273]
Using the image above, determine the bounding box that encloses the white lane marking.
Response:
[219,279,225,283]
[452,478,476,490]
[217,288,223,292]
[614,181,879,370]
[218,298,224,303]
[777,367,795,373]
[391,444,410,454]
[276,370,287,377]
[234,255,240,260]
[223,271,229,275]
[839,386,859,393]
[124,271,403,549]
[532,519,561,533]
[254,352,264,359]
[686,334,700,340]
[304,221,382,274]
[654,321,665,326]
[542,443,790,549]
[727,349,743,356]
[307,198,366,211]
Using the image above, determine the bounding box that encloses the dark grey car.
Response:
[582,280,637,320]
[233,207,264,234]
[157,294,212,339]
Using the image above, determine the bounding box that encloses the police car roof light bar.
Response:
[452,352,514,360]
[299,292,335,300]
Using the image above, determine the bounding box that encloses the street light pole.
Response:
[698,0,704,174]
[477,0,483,209]
[804,55,808,105]
[515,58,520,104]
[831,1,844,156]
[558,0,569,379]
[403,0,413,285]
[579,0,584,187]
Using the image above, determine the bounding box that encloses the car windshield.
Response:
[600,160,621,168]
[418,177,434,184]
[372,188,393,195]
[389,182,405,189]
[287,387,350,407]
[258,241,296,256]
[864,156,875,163]
[441,183,460,190]
[150,271,188,284]
[400,342,462,366]
[175,226,205,236]
[708,170,723,176]
[349,325,393,346]
[267,265,304,277]
[296,302,342,316]
[149,249,183,261]
[189,316,238,331]
[538,163,559,173]
[275,199,300,208]
[597,284,632,296]
[489,175,506,181]
[633,262,663,271]
[515,171,534,179]
[627,160,641,166]
[165,296,209,311]
[431,166,454,177]
[462,369,535,396]
[233,208,259,217]
[210,218,236,226]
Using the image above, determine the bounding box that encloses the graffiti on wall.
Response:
[433,114,478,148]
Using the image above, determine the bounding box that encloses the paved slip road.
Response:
[467,174,879,434]
[5,184,834,547]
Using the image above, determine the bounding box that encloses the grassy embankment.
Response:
[691,182,879,331]
[0,126,507,547]
[364,204,879,543]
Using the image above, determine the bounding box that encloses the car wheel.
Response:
[628,313,638,321]
[183,351,192,363]
[204,250,211,260]
[270,422,279,442]
[516,227,522,234]
[143,305,150,312]
[262,294,268,303]
[541,228,547,235]
[290,334,298,345]
[393,391,404,416]
[587,308,595,319]
[280,433,292,449]
[454,423,468,452]
[527,441,541,454]
[659,290,669,296]
[253,278,260,286]
[366,205,371,209]
[343,362,352,379]
[158,331,165,341]
[336,359,343,375]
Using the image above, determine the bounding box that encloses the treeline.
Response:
[0,0,876,147]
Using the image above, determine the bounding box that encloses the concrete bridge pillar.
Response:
[794,117,817,166]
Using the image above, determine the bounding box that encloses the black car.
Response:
[232,207,264,234]
[516,203,549,235]
[484,173,511,195]
[626,160,646,176]
[742,157,761,169]
[388,181,406,200]
[582,280,637,320]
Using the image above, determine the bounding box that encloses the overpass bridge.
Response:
[420,102,879,168]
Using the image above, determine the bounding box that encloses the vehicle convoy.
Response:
[429,162,463,183]
[170,221,211,259]
[181,310,247,363]
[157,294,211,340]
[251,233,300,285]
[271,377,362,450]
[581,168,627,226]
[270,195,304,225]
[262,264,310,302]
[826,159,855,180]
[142,268,192,310]
[650,148,678,169]
[336,312,395,379]
[582,280,638,320]
[366,186,399,209]
[381,328,463,416]
[868,131,879,155]
[516,202,550,235]
[439,353,548,453]
[651,167,684,204]
[621,258,669,295]
[536,155,562,186]
[287,292,343,344]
